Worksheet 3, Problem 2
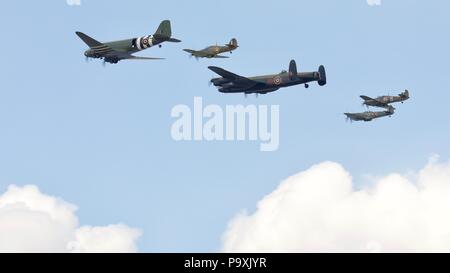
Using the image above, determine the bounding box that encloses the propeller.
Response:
[208,74,214,87]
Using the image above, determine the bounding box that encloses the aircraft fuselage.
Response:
[214,72,319,94]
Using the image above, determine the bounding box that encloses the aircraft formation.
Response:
[76,20,409,123]
[76,20,327,93]
[345,90,410,122]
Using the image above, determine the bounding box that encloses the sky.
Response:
[0,0,450,252]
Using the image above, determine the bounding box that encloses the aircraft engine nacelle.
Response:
[132,35,154,50]
[221,82,234,89]
[212,78,230,86]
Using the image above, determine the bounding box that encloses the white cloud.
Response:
[66,0,81,6]
[0,185,141,253]
[68,225,141,253]
[367,0,382,6]
[222,157,450,252]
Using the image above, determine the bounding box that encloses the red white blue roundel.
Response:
[273,76,282,85]
[136,36,153,50]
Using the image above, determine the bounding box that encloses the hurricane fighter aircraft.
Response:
[183,38,238,59]
[361,90,410,108]
[345,105,395,122]
[76,20,181,64]
[209,60,326,95]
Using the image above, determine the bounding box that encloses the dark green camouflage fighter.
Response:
[76,20,181,64]
[345,105,396,122]
[360,90,410,108]
[183,38,238,59]
[209,60,326,95]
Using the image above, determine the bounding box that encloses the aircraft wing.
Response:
[360,95,374,101]
[117,51,164,60]
[76,32,105,48]
[208,66,247,81]
[76,31,115,56]
[212,55,230,59]
[183,49,197,54]
[360,95,389,107]
[127,56,164,60]
[183,49,209,58]
[208,66,261,90]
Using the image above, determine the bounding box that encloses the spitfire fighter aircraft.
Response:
[345,105,395,122]
[183,38,238,59]
[209,60,326,95]
[361,89,410,108]
[76,20,181,64]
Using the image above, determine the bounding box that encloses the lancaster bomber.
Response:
[345,105,395,122]
[183,38,238,59]
[361,90,410,108]
[209,60,326,95]
[76,20,181,64]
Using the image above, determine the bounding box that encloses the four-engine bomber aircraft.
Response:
[183,38,239,59]
[345,105,395,122]
[361,90,410,108]
[209,60,326,95]
[76,20,181,64]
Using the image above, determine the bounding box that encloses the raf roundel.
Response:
[273,76,282,85]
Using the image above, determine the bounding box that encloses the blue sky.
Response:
[0,0,449,252]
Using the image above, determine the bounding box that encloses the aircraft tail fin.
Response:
[288,60,298,80]
[318,65,327,86]
[400,89,410,99]
[155,20,172,37]
[153,20,181,42]
[226,38,238,48]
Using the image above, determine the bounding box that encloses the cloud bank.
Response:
[223,157,450,252]
[0,185,141,252]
